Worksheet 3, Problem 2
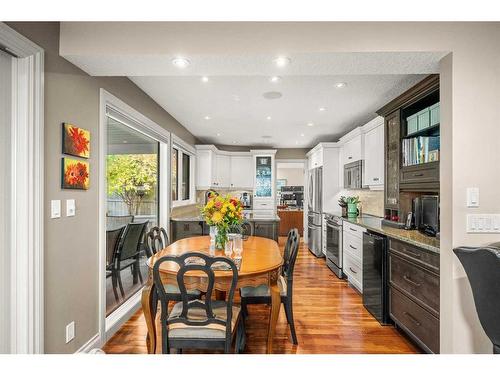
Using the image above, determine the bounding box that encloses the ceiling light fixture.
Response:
[232,95,240,102]
[335,82,347,88]
[307,122,314,127]
[274,56,291,67]
[171,57,190,68]
[201,76,209,83]
[216,133,221,137]
[269,76,282,83]
[300,133,305,137]
[319,107,326,112]
[204,115,211,120]
[266,116,272,120]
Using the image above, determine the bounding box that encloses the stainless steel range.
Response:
[324,213,343,278]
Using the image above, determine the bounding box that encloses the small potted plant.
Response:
[338,196,348,218]
[346,196,360,218]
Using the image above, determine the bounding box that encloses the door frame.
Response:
[0,23,44,353]
[98,89,171,346]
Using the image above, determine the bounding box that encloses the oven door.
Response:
[326,221,342,268]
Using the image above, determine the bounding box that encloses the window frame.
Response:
[171,134,196,207]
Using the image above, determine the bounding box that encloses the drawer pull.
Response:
[403,311,422,327]
[349,227,357,232]
[373,177,379,181]
[349,244,357,250]
[403,249,422,258]
[403,274,421,287]
[348,156,353,160]
[413,173,424,177]
[349,267,357,274]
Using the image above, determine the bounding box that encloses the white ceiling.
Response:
[131,73,426,147]
[59,22,446,148]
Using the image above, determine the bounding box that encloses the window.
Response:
[171,139,195,206]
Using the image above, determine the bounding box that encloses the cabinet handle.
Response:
[403,274,421,287]
[349,267,357,274]
[349,227,357,232]
[349,244,357,250]
[413,173,424,177]
[403,249,421,258]
[403,311,422,326]
[348,156,353,160]
[373,177,379,181]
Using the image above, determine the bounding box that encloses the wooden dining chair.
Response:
[106,226,126,302]
[453,245,500,354]
[153,252,246,354]
[145,226,170,257]
[240,228,300,344]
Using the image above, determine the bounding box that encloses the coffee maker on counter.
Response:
[240,192,252,210]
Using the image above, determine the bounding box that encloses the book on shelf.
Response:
[402,136,440,166]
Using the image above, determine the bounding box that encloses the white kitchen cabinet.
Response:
[196,148,216,189]
[215,153,231,188]
[342,222,366,293]
[308,149,323,169]
[341,135,362,166]
[230,155,253,188]
[252,151,277,213]
[363,123,384,187]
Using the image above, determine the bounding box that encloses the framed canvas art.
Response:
[62,123,90,158]
[61,157,90,190]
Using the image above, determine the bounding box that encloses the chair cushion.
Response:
[240,275,287,298]
[162,284,201,296]
[167,300,241,339]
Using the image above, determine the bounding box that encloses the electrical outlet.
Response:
[66,321,75,343]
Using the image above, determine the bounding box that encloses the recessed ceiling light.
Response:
[274,56,291,67]
[232,95,240,102]
[319,107,326,112]
[269,76,282,83]
[307,122,314,127]
[201,76,209,83]
[232,141,237,144]
[266,116,272,120]
[300,133,305,137]
[335,82,347,88]
[263,91,283,100]
[216,133,221,137]
[171,57,190,68]
[204,115,211,120]
[122,140,128,144]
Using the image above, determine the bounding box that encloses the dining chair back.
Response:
[153,252,242,353]
[240,221,252,240]
[146,226,169,256]
[453,245,500,354]
[282,228,300,283]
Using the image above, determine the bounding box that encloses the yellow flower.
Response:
[206,200,214,209]
[212,211,223,223]
[221,207,227,215]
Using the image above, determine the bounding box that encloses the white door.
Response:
[0,50,13,353]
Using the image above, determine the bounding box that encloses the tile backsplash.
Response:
[334,189,384,217]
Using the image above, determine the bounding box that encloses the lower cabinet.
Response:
[342,222,366,293]
[388,238,440,353]
[171,221,204,242]
[253,221,278,242]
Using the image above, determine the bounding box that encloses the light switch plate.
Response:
[467,214,500,233]
[66,199,76,217]
[51,200,61,219]
[467,187,480,207]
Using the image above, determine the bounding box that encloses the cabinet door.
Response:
[196,150,215,188]
[254,222,276,241]
[364,124,384,186]
[385,111,400,209]
[215,154,231,188]
[254,155,273,199]
[230,155,253,188]
[342,135,362,165]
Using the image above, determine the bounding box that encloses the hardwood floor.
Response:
[103,237,419,354]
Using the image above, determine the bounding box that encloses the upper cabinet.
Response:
[215,153,231,188]
[341,134,363,166]
[308,148,323,169]
[230,155,253,189]
[363,117,385,188]
[196,147,217,189]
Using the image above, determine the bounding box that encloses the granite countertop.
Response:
[171,211,280,222]
[324,211,440,253]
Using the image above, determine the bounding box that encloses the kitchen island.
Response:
[277,208,304,236]
[170,211,280,242]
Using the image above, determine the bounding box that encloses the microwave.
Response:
[344,160,363,189]
[413,195,439,236]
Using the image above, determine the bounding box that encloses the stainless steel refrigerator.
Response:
[307,167,324,257]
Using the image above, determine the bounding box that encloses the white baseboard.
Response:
[75,333,101,354]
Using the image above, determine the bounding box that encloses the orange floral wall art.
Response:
[62,157,90,190]
[62,123,90,158]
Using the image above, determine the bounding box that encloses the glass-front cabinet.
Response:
[252,150,276,213]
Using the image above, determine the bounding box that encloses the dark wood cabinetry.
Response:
[388,238,440,353]
[254,221,278,241]
[400,162,439,190]
[277,210,304,236]
[385,110,401,210]
[171,221,204,241]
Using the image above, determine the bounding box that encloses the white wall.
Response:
[277,167,305,186]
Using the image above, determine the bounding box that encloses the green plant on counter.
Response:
[345,196,360,205]
[338,196,348,208]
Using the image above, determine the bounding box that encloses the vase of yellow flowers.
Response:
[201,193,244,250]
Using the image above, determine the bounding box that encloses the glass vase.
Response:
[213,226,228,250]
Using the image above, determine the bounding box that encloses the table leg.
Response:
[142,283,157,354]
[267,272,281,354]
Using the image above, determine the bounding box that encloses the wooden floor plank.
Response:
[103,237,419,354]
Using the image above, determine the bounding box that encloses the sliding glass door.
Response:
[105,114,160,316]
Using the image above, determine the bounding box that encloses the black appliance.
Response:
[413,195,439,237]
[280,185,304,208]
[325,214,343,278]
[362,231,390,325]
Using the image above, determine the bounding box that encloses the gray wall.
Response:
[6,22,197,353]
[215,144,309,159]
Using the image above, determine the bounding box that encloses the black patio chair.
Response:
[106,226,126,302]
[115,221,148,297]
[453,244,500,354]
[240,228,300,344]
[106,214,134,231]
[153,252,245,354]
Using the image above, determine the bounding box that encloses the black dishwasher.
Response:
[362,231,391,325]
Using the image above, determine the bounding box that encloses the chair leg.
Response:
[137,260,144,284]
[161,322,169,354]
[117,270,125,298]
[111,271,119,302]
[241,299,248,318]
[494,344,500,354]
[284,299,298,345]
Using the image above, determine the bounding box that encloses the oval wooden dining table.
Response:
[141,235,283,354]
